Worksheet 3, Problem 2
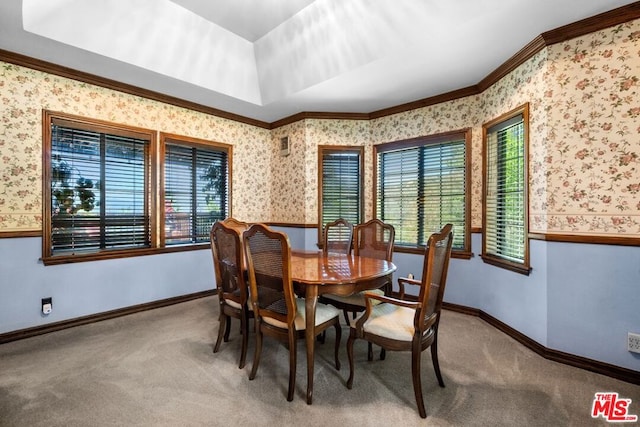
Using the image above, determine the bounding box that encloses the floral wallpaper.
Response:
[304,119,371,223]
[367,19,640,236]
[542,21,640,235]
[1,18,639,236]
[267,118,371,224]
[370,97,483,229]
[0,62,270,232]
[481,49,549,234]
[269,121,307,223]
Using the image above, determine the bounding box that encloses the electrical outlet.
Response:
[628,332,640,353]
[41,297,52,315]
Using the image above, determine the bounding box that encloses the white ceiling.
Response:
[171,0,316,42]
[0,0,637,123]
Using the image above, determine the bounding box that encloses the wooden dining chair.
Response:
[346,224,453,418]
[322,218,354,255]
[210,220,253,369]
[321,219,394,358]
[322,219,395,321]
[221,217,250,234]
[243,223,342,402]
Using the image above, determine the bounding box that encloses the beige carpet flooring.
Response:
[0,296,638,426]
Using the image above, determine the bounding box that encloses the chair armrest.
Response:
[364,292,419,309]
[397,277,421,299]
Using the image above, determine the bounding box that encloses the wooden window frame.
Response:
[159,133,232,248]
[317,145,364,248]
[42,110,157,265]
[481,103,531,275]
[373,129,472,258]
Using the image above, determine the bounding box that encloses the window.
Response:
[42,113,233,265]
[482,104,530,274]
[375,130,471,256]
[318,146,363,245]
[161,133,230,246]
[43,111,154,263]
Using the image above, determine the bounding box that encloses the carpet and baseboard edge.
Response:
[0,292,636,386]
[443,301,640,385]
[0,289,215,345]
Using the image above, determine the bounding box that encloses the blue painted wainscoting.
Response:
[0,237,215,335]
[1,231,638,374]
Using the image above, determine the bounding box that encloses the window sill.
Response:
[42,243,210,266]
[480,254,531,275]
[393,245,473,259]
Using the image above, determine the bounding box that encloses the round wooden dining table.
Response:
[289,250,397,404]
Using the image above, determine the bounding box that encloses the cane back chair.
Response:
[210,220,252,368]
[243,223,342,402]
[322,219,395,323]
[323,218,354,255]
[346,224,453,418]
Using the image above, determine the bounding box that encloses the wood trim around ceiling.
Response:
[0,49,271,130]
[1,3,640,128]
[477,36,547,92]
[540,1,640,46]
[368,85,480,119]
[479,2,640,92]
[269,112,370,129]
[274,2,640,125]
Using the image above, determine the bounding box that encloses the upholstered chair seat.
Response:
[346,224,454,418]
[322,219,395,326]
[225,296,253,311]
[350,298,425,341]
[262,298,340,330]
[244,223,342,402]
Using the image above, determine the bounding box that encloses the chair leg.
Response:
[333,322,342,370]
[367,342,373,361]
[239,310,248,369]
[214,313,227,353]
[342,309,350,325]
[249,321,263,381]
[380,347,386,360]
[411,341,427,418]
[346,329,356,389]
[287,332,297,402]
[223,314,232,342]
[431,331,445,387]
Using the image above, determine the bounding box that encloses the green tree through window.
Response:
[375,131,470,254]
[483,104,530,274]
[47,120,150,257]
[163,137,229,245]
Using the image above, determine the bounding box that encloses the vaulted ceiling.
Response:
[0,0,637,123]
